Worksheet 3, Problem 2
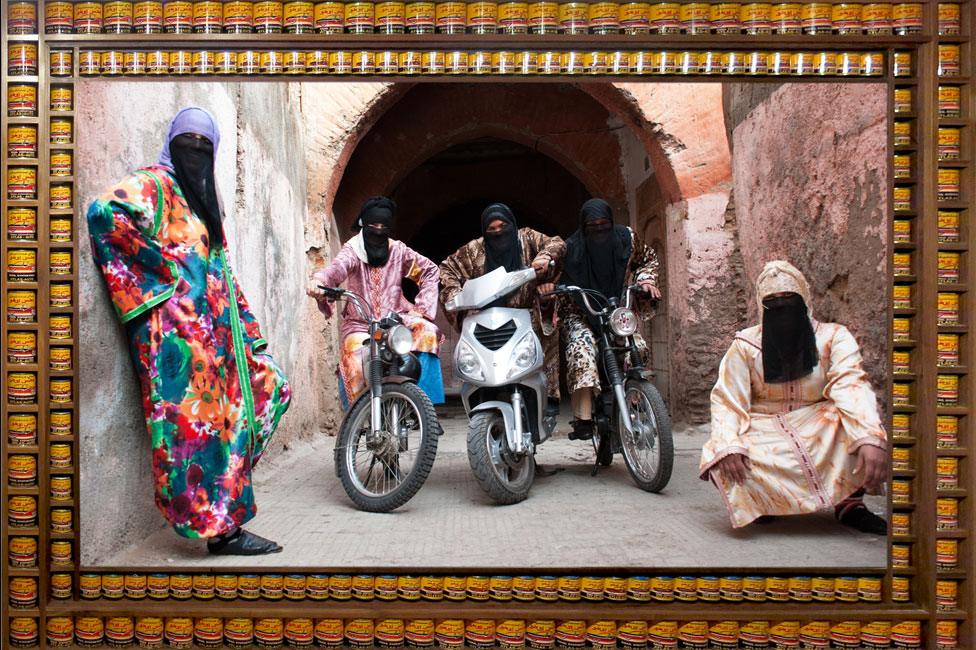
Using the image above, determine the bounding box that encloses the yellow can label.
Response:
[528,1,557,24]
[224,0,254,24]
[467,1,498,25]
[863,3,891,23]
[498,2,527,25]
[436,0,466,25]
[406,1,434,25]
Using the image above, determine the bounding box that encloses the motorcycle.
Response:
[550,282,673,492]
[444,266,557,505]
[319,285,442,512]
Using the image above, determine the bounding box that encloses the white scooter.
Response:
[444,266,557,504]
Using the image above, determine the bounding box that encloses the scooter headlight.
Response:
[386,324,413,355]
[609,307,638,337]
[507,332,539,378]
[456,340,485,381]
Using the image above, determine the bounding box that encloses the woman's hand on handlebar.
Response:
[637,281,662,300]
[307,283,337,317]
[537,282,556,302]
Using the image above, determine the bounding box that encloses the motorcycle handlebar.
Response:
[318,285,374,323]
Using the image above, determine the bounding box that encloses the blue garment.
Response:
[338,352,444,411]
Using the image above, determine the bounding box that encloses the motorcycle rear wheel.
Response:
[618,379,673,493]
[334,382,441,512]
[466,410,535,505]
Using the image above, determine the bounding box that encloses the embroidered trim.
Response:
[774,413,831,510]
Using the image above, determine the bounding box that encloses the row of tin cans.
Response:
[15,0,942,36]
[7,208,73,242]
[8,290,74,324]
[891,375,961,406]
[6,411,72,448]
[889,412,960,448]
[892,212,963,244]
[7,84,73,117]
[54,48,893,77]
[7,374,74,405]
[7,617,931,649]
[6,249,74,281]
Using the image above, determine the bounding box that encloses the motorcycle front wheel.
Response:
[466,411,535,505]
[618,379,673,493]
[334,382,441,512]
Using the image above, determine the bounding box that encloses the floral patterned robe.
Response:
[558,229,659,395]
[439,227,565,399]
[87,166,291,538]
[700,321,887,528]
[313,235,441,403]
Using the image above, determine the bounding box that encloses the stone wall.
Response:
[78,82,334,564]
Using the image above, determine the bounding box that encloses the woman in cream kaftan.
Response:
[700,261,888,531]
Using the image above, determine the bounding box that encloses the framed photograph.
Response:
[1,2,971,649]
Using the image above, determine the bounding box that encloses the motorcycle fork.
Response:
[600,331,634,434]
[368,333,384,439]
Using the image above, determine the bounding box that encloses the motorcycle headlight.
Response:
[386,324,413,356]
[456,340,485,381]
[507,332,539,378]
[609,307,638,337]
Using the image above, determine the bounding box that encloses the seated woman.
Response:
[308,196,444,407]
[700,261,887,533]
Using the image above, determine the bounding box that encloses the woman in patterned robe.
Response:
[87,107,291,554]
[557,198,661,440]
[438,203,565,414]
[700,261,888,532]
[309,197,444,406]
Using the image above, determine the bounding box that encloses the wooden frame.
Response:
[2,1,972,648]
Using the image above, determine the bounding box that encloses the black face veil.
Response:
[761,293,819,383]
[357,196,396,267]
[481,203,522,273]
[169,133,223,247]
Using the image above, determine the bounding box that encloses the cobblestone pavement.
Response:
[103,404,886,569]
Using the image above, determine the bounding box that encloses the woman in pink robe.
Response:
[308,197,443,406]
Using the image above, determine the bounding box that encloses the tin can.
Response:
[797,621,830,648]
[809,51,835,75]
[444,50,466,73]
[584,1,617,33]
[497,1,527,32]
[647,621,678,648]
[706,621,737,650]
[133,0,163,31]
[187,50,213,73]
[893,120,911,146]
[741,3,771,33]
[101,574,124,600]
[937,456,959,489]
[936,579,958,611]
[524,620,555,650]
[192,618,222,648]
[939,85,961,117]
[802,576,832,602]
[556,50,579,74]
[862,2,891,33]
[374,0,405,31]
[51,151,73,178]
[436,0,465,31]
[938,251,960,284]
[403,619,434,648]
[342,574,371,600]
[435,620,465,650]
[937,414,959,447]
[8,290,36,323]
[582,621,614,649]
[938,45,960,76]
[938,128,961,161]
[558,2,588,33]
[50,118,73,144]
[273,574,302,600]
[188,574,214,599]
[860,52,883,76]
[284,0,314,30]
[746,51,768,74]
[46,0,74,32]
[512,49,535,73]
[145,49,169,74]
[893,186,912,212]
[284,618,313,647]
[893,87,912,113]
[223,0,254,30]
[8,331,36,364]
[460,575,487,600]
[50,314,72,339]
[742,575,766,601]
[858,576,882,602]
[9,618,38,648]
[51,474,73,501]
[893,252,912,276]
[342,619,372,648]
[893,51,912,76]
[324,574,350,599]
[50,282,71,308]
[467,1,498,32]
[210,48,235,73]
[7,167,37,200]
[9,495,37,526]
[673,576,697,601]
[50,250,72,275]
[721,51,744,74]
[892,444,911,470]
[406,0,434,31]
[491,620,524,650]
[9,537,37,567]
[676,621,708,649]
[466,50,489,73]
[50,442,72,467]
[891,478,912,503]
[48,617,74,647]
[8,413,38,445]
[646,2,677,33]
[237,50,259,74]
[192,0,223,30]
[7,372,36,403]
[224,617,254,648]
[800,2,829,33]
[884,578,910,604]
[8,454,36,486]
[80,49,102,75]
[937,334,960,367]
[8,249,36,281]
[938,168,960,200]
[168,574,191,599]
[259,50,282,73]
[74,1,104,32]
[51,411,72,438]
[934,620,956,649]
[938,2,961,35]
[831,3,861,33]
[8,0,37,32]
[254,0,283,29]
[676,2,707,33]
[528,1,557,32]
[146,573,169,599]
[893,222,911,247]
[938,211,961,242]
[555,620,586,649]
[104,0,135,31]
[527,575,555,601]
[344,1,375,31]
[8,126,38,159]
[771,51,795,72]
[893,2,922,34]
[765,576,789,601]
[165,618,194,649]
[710,2,741,33]
[120,573,146,599]
[697,576,720,601]
[50,572,72,598]
[829,621,860,649]
[278,49,304,73]
[414,47,435,70]
[464,620,495,649]
[76,617,106,647]
[893,154,912,178]
[348,50,372,73]
[645,575,671,601]
[771,2,800,33]
[487,50,513,73]
[164,0,193,31]
[937,538,958,569]
[8,84,37,117]
[79,573,101,599]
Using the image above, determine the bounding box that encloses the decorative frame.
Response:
[1,1,971,648]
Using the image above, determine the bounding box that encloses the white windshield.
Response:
[445,267,537,311]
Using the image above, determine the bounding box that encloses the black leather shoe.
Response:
[207,528,283,555]
[568,419,594,441]
[838,505,887,535]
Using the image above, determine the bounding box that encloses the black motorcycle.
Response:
[319,286,442,512]
[550,283,673,492]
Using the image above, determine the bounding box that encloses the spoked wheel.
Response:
[334,382,440,512]
[617,379,673,492]
[466,411,535,505]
